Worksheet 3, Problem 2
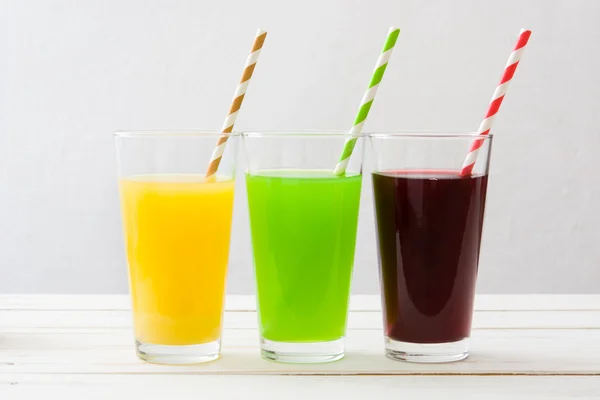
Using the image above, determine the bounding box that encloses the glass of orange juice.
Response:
[115,131,238,364]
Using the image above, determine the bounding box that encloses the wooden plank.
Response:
[1,309,599,330]
[351,294,600,312]
[1,295,599,311]
[1,375,599,400]
[1,295,599,379]
[0,329,598,375]
[3,327,595,351]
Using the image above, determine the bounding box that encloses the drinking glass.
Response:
[115,131,238,364]
[369,132,492,363]
[243,131,364,363]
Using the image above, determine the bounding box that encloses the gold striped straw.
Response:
[205,29,267,179]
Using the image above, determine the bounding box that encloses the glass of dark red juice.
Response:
[369,132,492,363]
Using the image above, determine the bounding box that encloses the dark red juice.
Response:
[373,170,488,344]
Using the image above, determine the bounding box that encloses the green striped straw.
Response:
[334,27,400,175]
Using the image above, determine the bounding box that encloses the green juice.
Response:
[246,169,362,342]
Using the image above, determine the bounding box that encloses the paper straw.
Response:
[205,29,267,179]
[333,27,400,175]
[460,29,532,176]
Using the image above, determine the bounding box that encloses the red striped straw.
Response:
[460,29,532,176]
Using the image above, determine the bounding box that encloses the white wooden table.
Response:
[0,295,599,399]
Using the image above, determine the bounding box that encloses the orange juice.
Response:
[119,174,234,346]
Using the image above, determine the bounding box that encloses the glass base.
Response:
[135,339,220,364]
[385,337,469,363]
[260,337,344,364]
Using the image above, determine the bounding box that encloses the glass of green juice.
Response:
[242,131,364,363]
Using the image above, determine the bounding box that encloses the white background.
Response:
[1,0,599,294]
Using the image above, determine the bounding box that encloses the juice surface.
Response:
[246,169,362,342]
[373,170,488,344]
[120,174,234,345]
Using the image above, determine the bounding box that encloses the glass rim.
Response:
[114,130,241,138]
[242,130,364,138]
[368,131,493,139]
